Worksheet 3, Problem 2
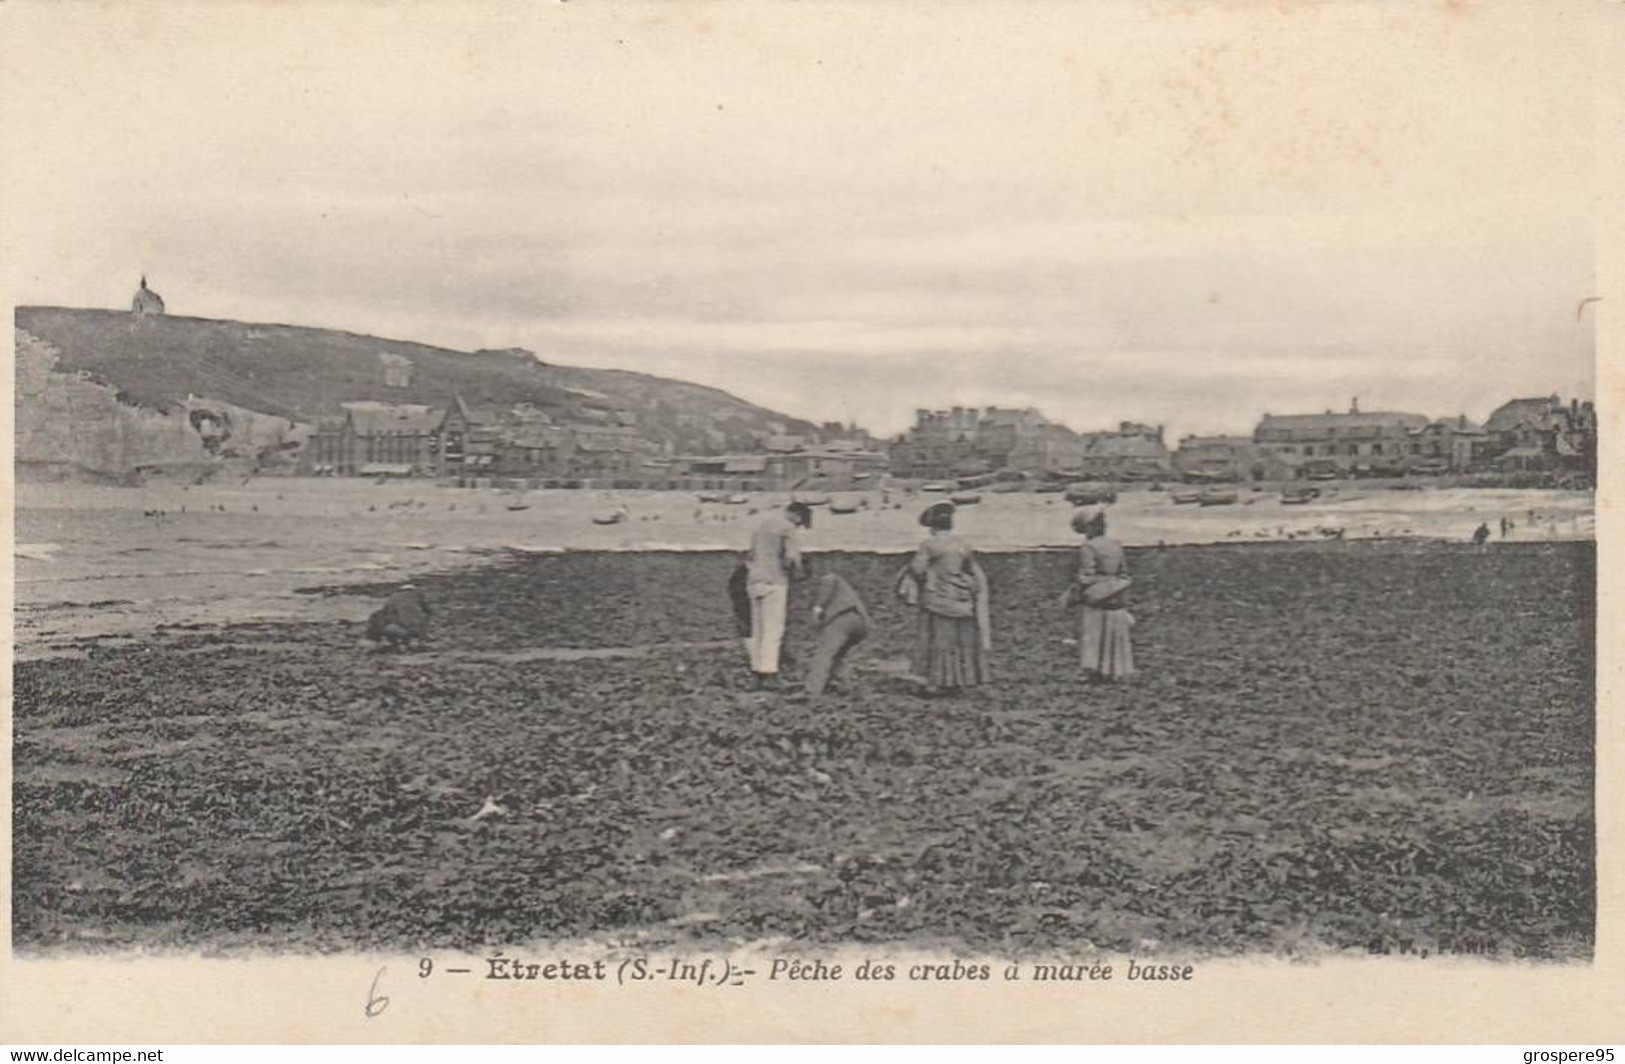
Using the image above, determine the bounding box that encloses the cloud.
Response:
[4,2,1598,442]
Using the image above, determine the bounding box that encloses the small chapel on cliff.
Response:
[131,276,165,316]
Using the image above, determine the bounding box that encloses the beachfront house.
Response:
[772,441,889,484]
[1482,396,1596,472]
[891,405,1088,480]
[1172,435,1296,481]
[889,407,984,480]
[1408,416,1487,472]
[1075,423,1172,480]
[1253,403,1429,474]
[308,402,444,476]
[438,395,502,476]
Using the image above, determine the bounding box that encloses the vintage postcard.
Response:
[1,0,1619,1044]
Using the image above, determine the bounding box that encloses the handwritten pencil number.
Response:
[419,957,434,979]
[366,966,390,1019]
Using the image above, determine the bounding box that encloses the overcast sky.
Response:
[3,3,1600,439]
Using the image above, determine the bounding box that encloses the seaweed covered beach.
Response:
[12,541,1594,959]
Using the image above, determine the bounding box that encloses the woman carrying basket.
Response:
[1069,509,1136,682]
[900,501,992,695]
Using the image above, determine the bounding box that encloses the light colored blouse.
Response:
[1078,535,1128,580]
[747,513,802,585]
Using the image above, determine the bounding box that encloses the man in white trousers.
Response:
[745,501,811,690]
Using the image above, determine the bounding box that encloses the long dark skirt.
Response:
[912,610,989,689]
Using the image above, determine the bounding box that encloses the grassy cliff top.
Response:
[16,306,815,451]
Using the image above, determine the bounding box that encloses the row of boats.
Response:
[695,490,879,512]
[1169,486,1323,507]
[503,480,1319,523]
[523,482,1332,523]
[922,481,1119,507]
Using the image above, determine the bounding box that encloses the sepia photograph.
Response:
[2,0,1616,1045]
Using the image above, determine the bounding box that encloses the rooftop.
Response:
[1484,396,1572,434]
[1082,435,1168,458]
[350,406,444,434]
[1178,434,1253,448]
[1257,411,1429,431]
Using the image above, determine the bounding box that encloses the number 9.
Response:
[418,957,433,979]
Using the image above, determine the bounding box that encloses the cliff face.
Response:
[15,329,308,481]
[15,306,819,464]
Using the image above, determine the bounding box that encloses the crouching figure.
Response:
[366,583,431,649]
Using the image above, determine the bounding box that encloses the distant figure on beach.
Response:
[1500,517,1510,538]
[365,584,431,649]
[901,502,991,695]
[805,569,870,696]
[744,502,811,689]
[1069,510,1136,683]
[1472,522,1491,547]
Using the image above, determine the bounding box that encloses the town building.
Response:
[773,440,889,484]
[308,402,444,476]
[670,442,888,489]
[1075,422,1172,480]
[1020,424,1088,474]
[976,408,1088,474]
[1253,402,1429,472]
[306,392,663,481]
[563,422,652,478]
[1174,435,1270,481]
[891,406,1089,479]
[1482,396,1596,471]
[888,407,986,480]
[817,421,884,452]
[378,353,414,389]
[761,433,808,454]
[438,396,504,476]
[675,455,768,483]
[492,405,571,476]
[1408,415,1487,472]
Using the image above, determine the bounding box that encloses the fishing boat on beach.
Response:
[1171,490,1203,504]
[1198,490,1239,507]
[950,492,982,506]
[1282,487,1321,505]
[500,488,532,511]
[1065,484,1118,506]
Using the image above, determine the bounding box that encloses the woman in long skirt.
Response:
[1072,509,1135,682]
[903,502,991,693]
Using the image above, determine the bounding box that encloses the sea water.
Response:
[14,478,1593,655]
